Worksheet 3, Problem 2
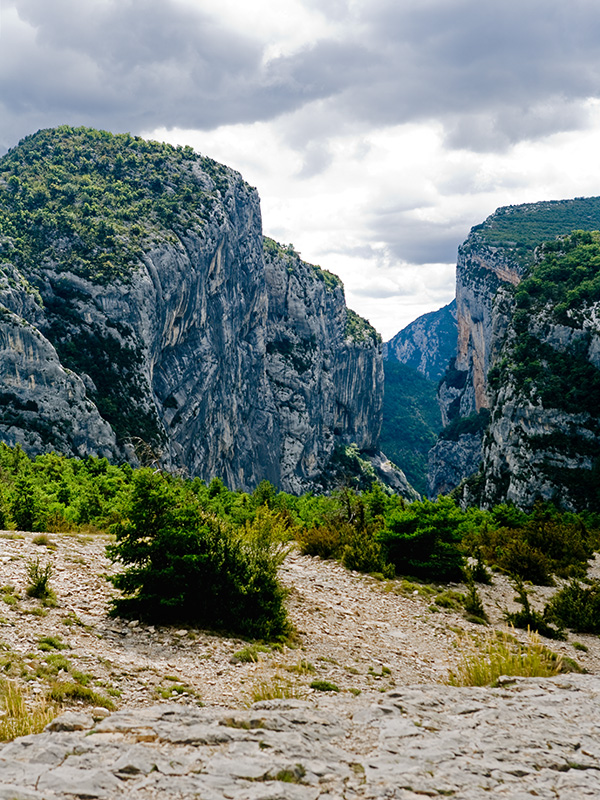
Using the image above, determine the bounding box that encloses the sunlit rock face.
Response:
[0,126,412,494]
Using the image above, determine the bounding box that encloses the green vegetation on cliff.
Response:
[470,196,600,267]
[263,236,343,292]
[486,230,600,511]
[0,126,236,284]
[380,361,442,495]
[490,231,600,417]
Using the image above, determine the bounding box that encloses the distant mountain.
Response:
[380,302,456,495]
[383,300,457,381]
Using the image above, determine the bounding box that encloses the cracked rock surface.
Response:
[2,676,600,798]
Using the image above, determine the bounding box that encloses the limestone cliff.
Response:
[0,126,411,495]
[428,197,600,502]
[477,231,600,510]
[263,238,408,494]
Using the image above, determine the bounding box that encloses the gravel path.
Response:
[0,530,597,708]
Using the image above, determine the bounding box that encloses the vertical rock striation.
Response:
[0,126,411,495]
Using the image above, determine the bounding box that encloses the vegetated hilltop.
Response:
[0,126,412,496]
[427,197,600,509]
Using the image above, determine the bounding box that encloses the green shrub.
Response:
[378,497,465,581]
[107,470,290,641]
[49,682,114,709]
[341,528,394,577]
[504,577,564,640]
[231,644,271,663]
[544,579,600,634]
[38,636,69,651]
[26,559,55,602]
[309,680,340,692]
[464,504,594,584]
[462,573,488,623]
[296,523,345,559]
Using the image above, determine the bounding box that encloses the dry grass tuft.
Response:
[0,679,56,741]
[447,627,565,686]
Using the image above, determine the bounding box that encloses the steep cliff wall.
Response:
[428,197,600,500]
[0,126,406,495]
[477,231,600,510]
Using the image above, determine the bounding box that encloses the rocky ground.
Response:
[0,529,597,708]
[0,530,599,798]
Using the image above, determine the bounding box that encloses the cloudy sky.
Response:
[2,0,600,338]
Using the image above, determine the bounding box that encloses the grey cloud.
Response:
[2,0,600,157]
[367,213,469,266]
[281,0,600,149]
[0,0,321,150]
[352,284,418,299]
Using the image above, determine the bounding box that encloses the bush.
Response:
[107,470,290,641]
[462,571,488,623]
[341,527,394,577]
[296,524,344,559]
[26,559,55,603]
[378,496,465,581]
[464,504,595,584]
[544,579,600,634]
[504,577,564,640]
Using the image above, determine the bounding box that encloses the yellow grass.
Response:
[0,680,56,741]
[447,627,563,687]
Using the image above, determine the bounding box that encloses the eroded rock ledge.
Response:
[2,675,600,799]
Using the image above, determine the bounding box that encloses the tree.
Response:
[107,470,289,640]
[378,496,465,581]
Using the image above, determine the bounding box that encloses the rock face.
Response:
[2,677,600,799]
[428,198,600,504]
[263,240,384,494]
[476,233,600,510]
[383,300,457,381]
[0,127,406,494]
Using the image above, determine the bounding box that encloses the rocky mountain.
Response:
[428,197,600,508]
[0,126,414,496]
[383,300,457,381]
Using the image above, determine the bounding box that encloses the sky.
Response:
[2,1,600,339]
